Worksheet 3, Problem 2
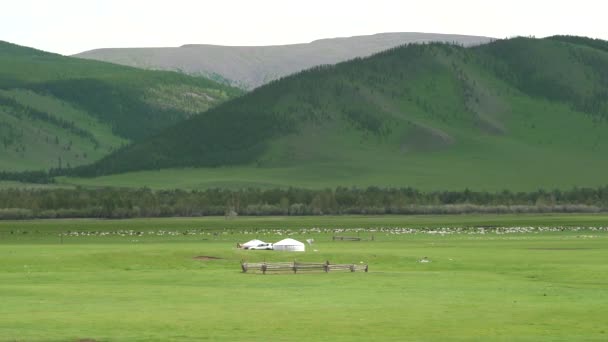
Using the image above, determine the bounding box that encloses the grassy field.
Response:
[1,214,607,341]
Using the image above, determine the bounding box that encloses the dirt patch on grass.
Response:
[193,255,223,260]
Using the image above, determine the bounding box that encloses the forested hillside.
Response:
[71,36,608,191]
[0,41,241,171]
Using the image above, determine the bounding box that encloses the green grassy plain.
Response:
[1,215,607,341]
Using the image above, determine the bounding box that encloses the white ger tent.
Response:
[241,239,266,249]
[273,238,305,252]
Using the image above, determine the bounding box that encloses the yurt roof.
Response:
[274,238,305,246]
[243,239,265,246]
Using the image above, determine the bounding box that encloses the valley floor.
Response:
[57,148,608,192]
[1,215,607,341]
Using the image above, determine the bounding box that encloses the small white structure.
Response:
[241,239,266,249]
[273,238,306,252]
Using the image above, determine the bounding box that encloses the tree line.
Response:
[0,186,607,219]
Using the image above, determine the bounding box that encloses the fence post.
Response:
[262,263,267,275]
[324,260,330,273]
[293,260,297,274]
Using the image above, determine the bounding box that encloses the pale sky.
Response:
[1,0,606,55]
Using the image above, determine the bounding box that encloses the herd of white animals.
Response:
[239,238,308,252]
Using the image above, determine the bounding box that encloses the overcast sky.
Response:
[2,0,606,55]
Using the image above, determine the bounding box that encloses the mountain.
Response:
[0,41,242,171]
[73,33,493,90]
[71,36,608,191]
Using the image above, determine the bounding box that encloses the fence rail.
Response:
[241,261,368,274]
[332,236,361,241]
[332,235,375,241]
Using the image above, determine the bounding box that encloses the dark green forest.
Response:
[1,186,607,219]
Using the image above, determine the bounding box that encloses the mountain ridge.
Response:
[74,32,494,89]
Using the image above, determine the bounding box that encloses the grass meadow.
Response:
[58,144,608,192]
[1,214,607,341]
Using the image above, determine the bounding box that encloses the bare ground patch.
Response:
[526,248,596,250]
[401,123,454,152]
[193,255,223,260]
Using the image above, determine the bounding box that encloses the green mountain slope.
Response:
[0,41,242,171]
[70,37,608,191]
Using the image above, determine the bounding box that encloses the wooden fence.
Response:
[332,234,374,241]
[241,260,368,274]
[332,236,361,241]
